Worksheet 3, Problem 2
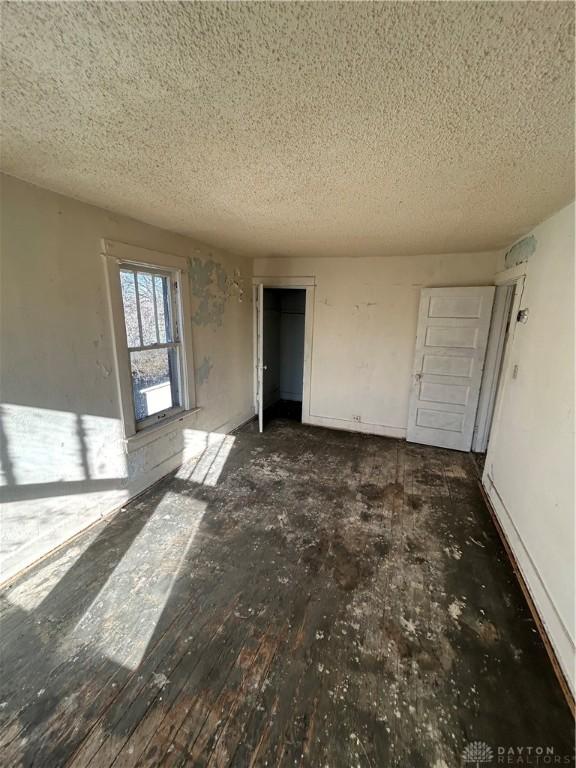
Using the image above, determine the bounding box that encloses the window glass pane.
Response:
[137,272,157,346]
[154,274,173,343]
[130,348,180,422]
[120,270,140,347]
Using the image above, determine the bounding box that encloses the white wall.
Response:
[254,252,500,436]
[483,202,575,692]
[0,174,254,582]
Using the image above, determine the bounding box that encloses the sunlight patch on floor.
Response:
[68,491,206,670]
[179,431,235,487]
[5,527,102,612]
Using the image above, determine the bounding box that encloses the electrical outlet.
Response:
[352,415,361,423]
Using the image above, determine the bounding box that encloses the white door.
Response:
[255,283,264,432]
[407,286,495,451]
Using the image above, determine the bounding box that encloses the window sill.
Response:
[124,407,202,453]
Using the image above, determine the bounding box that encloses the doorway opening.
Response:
[262,288,306,427]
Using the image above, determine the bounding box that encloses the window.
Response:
[102,240,196,443]
[119,266,182,427]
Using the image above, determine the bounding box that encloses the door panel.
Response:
[425,325,479,348]
[407,286,495,451]
[428,295,485,318]
[416,408,464,432]
[422,355,474,377]
[419,381,470,406]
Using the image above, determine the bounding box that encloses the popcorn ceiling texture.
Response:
[1,1,574,259]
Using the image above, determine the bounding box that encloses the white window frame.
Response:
[102,240,197,446]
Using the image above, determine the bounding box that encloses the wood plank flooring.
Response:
[0,419,573,766]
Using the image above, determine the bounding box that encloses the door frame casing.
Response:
[473,263,528,453]
[254,283,264,431]
[481,267,527,465]
[252,276,315,424]
[472,283,515,452]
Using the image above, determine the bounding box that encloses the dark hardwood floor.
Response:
[0,419,573,767]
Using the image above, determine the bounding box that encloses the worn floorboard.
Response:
[0,419,573,767]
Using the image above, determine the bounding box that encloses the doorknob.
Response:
[263,365,268,371]
[414,373,422,382]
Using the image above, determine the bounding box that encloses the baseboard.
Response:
[212,409,256,435]
[1,501,119,588]
[481,472,575,711]
[304,413,406,440]
[229,412,257,434]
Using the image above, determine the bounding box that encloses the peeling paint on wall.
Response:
[96,360,111,378]
[196,356,213,386]
[189,256,244,327]
[504,235,537,269]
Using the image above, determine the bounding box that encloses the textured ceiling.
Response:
[1,2,574,259]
